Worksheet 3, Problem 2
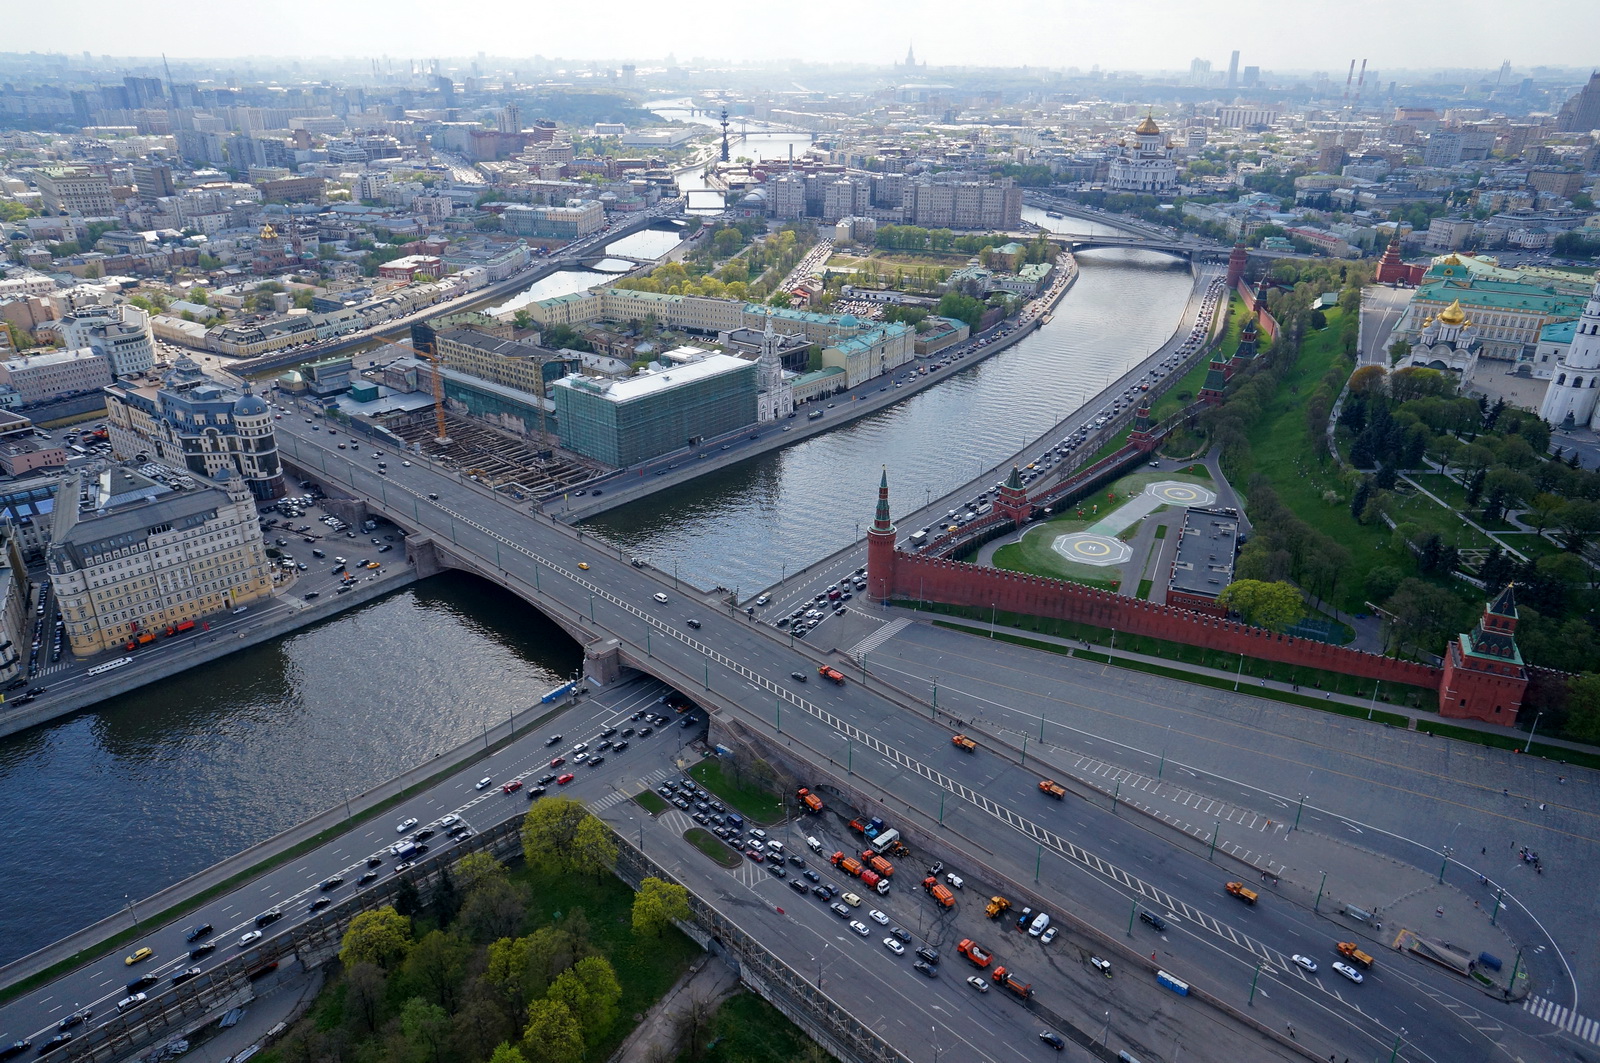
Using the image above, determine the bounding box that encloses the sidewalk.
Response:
[609,957,741,1063]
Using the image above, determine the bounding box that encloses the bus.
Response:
[87,656,134,677]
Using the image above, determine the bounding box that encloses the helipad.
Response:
[1049,532,1133,567]
[1048,480,1217,567]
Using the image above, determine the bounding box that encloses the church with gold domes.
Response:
[1106,112,1179,194]
[1404,298,1483,376]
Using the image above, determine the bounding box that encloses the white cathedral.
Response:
[755,316,795,422]
[1538,273,1600,430]
[1106,113,1180,194]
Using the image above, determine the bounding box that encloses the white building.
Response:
[754,318,795,422]
[1106,115,1179,194]
[1538,274,1600,429]
[1406,300,1482,375]
[56,304,156,377]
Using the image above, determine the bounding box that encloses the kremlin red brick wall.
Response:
[882,551,1441,689]
[1236,282,1280,341]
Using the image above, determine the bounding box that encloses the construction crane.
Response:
[410,323,450,445]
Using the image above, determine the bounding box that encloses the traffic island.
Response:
[686,827,741,868]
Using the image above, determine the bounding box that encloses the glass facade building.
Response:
[553,355,757,468]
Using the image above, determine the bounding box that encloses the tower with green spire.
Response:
[1438,584,1528,723]
[1200,355,1228,405]
[994,465,1030,525]
[865,466,898,602]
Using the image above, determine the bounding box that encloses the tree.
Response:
[521,999,584,1063]
[340,906,413,970]
[457,851,508,895]
[343,961,387,1035]
[632,877,691,938]
[484,936,536,1014]
[1555,499,1600,552]
[1349,478,1372,523]
[1383,578,1461,654]
[571,815,617,881]
[547,956,622,1046]
[1562,674,1600,744]
[400,997,451,1063]
[459,876,527,944]
[1216,580,1306,632]
[487,1044,528,1063]
[403,929,470,1010]
[521,797,593,872]
[1525,493,1566,535]
[1364,565,1404,604]
[1348,365,1386,396]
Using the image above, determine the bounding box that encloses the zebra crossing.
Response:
[1524,996,1600,1044]
[847,617,912,661]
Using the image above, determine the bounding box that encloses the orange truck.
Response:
[923,875,955,909]
[797,787,824,813]
[1337,942,1374,969]
[831,851,864,877]
[951,734,977,752]
[124,631,156,650]
[991,965,1034,999]
[1038,779,1066,799]
[1225,882,1259,905]
[817,665,845,685]
[957,939,993,968]
[861,850,894,877]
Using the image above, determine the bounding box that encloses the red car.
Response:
[550,756,566,768]
[502,780,523,794]
[745,849,766,863]
[556,773,575,785]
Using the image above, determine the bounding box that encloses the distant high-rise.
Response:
[1242,66,1261,89]
[1227,51,1240,89]
[1556,72,1600,133]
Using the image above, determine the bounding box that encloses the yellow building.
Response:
[48,466,274,656]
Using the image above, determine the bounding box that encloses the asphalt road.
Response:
[256,420,1570,1062]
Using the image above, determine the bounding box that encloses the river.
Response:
[0,183,1194,963]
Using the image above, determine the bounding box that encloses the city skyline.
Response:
[9,0,1600,74]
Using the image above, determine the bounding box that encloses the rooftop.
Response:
[1168,508,1240,601]
[554,353,753,403]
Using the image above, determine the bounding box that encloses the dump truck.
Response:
[957,939,993,968]
[796,788,824,814]
[859,869,889,894]
[1225,882,1259,905]
[831,852,865,877]
[861,850,894,877]
[818,665,845,685]
[923,876,956,909]
[1038,779,1067,799]
[163,620,196,637]
[848,818,870,836]
[1336,942,1374,969]
[124,631,156,650]
[991,965,1034,1000]
[951,734,977,752]
[863,816,885,838]
[986,896,1013,920]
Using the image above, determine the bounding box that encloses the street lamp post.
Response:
[125,894,139,932]
[1247,962,1263,1005]
[1438,845,1454,884]
[1314,869,1327,912]
[1524,710,1544,753]
[1208,820,1220,860]
[1293,792,1308,831]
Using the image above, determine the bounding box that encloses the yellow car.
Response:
[364,561,380,569]
[578,562,590,570]
[125,947,153,966]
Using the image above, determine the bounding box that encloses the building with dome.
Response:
[1404,299,1483,376]
[1106,113,1179,194]
[1395,254,1590,369]
[103,357,285,499]
[1538,272,1600,430]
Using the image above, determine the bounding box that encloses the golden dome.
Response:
[1442,253,1462,266]
[1134,113,1161,135]
[259,222,278,240]
[1438,299,1466,325]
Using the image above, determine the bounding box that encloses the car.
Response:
[653,592,668,604]
[125,971,160,991]
[588,755,607,767]
[686,618,702,629]
[1292,954,1318,973]
[358,870,379,885]
[503,780,524,794]
[238,930,263,948]
[868,909,889,925]
[187,940,217,960]
[170,966,203,986]
[766,861,787,877]
[829,901,850,917]
[574,751,589,763]
[439,814,460,828]
[638,726,653,737]
[394,861,415,873]
[841,891,862,907]
[1139,911,1168,931]
[556,773,575,785]
[396,817,418,833]
[967,976,990,993]
[320,875,345,891]
[883,937,906,955]
[124,947,153,966]
[1039,1031,1066,1051]
[550,755,566,768]
[849,920,871,937]
[1041,926,1058,945]
[413,827,436,842]
[1332,961,1364,984]
[744,848,766,863]
[185,923,214,942]
[790,671,808,682]
[366,855,384,868]
[1089,955,1111,975]
[428,493,439,501]
[255,909,283,927]
[56,1011,91,1032]
[546,734,564,746]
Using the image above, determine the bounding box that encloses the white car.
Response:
[439,814,460,828]
[475,777,493,790]
[966,976,990,993]
[848,920,870,936]
[883,937,905,955]
[1291,954,1318,973]
[1040,926,1057,945]
[396,817,418,833]
[237,930,262,948]
[868,909,889,925]
[1332,961,1364,984]
[653,592,668,604]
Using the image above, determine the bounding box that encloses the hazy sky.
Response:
[15,0,1600,73]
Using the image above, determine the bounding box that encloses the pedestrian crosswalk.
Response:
[1525,996,1600,1044]
[847,617,912,660]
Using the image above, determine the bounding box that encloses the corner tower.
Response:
[1438,585,1528,723]
[865,466,898,602]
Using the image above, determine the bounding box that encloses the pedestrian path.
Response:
[848,617,912,661]
[1524,996,1600,1044]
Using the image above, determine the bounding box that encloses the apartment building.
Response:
[56,304,156,377]
[32,166,115,215]
[431,327,569,398]
[48,466,275,656]
[501,200,606,238]
[0,348,112,404]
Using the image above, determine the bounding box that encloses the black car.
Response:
[767,863,787,877]
[915,946,940,965]
[413,827,436,841]
[526,785,547,799]
[184,923,214,942]
[802,869,820,882]
[812,885,833,900]
[37,1034,73,1055]
[309,897,332,911]
[638,726,653,737]
[546,734,563,746]
[358,870,379,885]
[125,973,160,992]
[889,926,911,942]
[0,1043,29,1061]
[56,1011,91,1032]
[1039,1031,1065,1052]
[255,909,284,928]
[682,715,699,728]
[1139,911,1168,932]
[189,942,216,959]
[612,740,629,752]
[913,961,938,978]
[601,726,618,737]
[621,727,635,737]
[319,875,345,891]
[588,756,605,767]
[790,671,808,682]
[367,855,384,868]
[170,967,202,985]
[789,878,809,894]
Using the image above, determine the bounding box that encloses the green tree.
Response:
[570,815,617,881]
[189,286,209,306]
[400,997,451,1063]
[342,961,387,1035]
[457,851,508,894]
[487,1044,527,1063]
[548,956,622,1046]
[632,877,691,938]
[459,876,527,944]
[402,929,470,1010]
[1562,673,1600,743]
[339,906,412,970]
[520,797,590,872]
[1215,579,1306,632]
[521,1000,584,1063]
[1555,499,1600,552]
[1525,493,1566,535]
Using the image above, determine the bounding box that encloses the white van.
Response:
[1028,912,1051,937]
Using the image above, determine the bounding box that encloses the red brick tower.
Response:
[1128,399,1157,450]
[994,465,1030,525]
[865,466,898,602]
[1200,355,1229,405]
[1375,232,1406,285]
[1226,242,1248,289]
[1438,585,1528,723]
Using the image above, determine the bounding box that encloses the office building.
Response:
[32,167,114,215]
[1556,72,1600,133]
[1165,508,1241,618]
[0,526,28,685]
[131,162,175,201]
[552,351,757,467]
[56,304,156,378]
[501,200,606,238]
[47,465,275,657]
[430,326,573,399]
[0,348,112,405]
[103,358,285,500]
[1227,50,1240,90]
